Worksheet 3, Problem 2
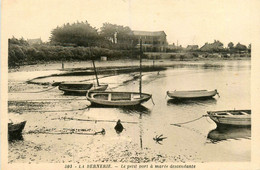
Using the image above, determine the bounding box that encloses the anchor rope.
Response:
[22,106,90,113]
[170,115,208,126]
[51,117,138,124]
[151,96,155,105]
[9,98,86,102]
[9,86,58,93]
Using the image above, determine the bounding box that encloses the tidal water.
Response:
[8,60,251,163]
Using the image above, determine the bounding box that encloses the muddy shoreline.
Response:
[8,58,250,72]
[8,59,251,163]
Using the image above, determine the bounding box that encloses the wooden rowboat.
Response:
[8,120,26,138]
[58,82,93,94]
[86,40,151,107]
[59,59,108,95]
[59,82,108,95]
[86,91,151,107]
[167,89,218,99]
[207,110,251,128]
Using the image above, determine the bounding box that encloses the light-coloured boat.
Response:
[86,91,151,106]
[167,89,218,99]
[207,110,251,128]
[86,39,151,107]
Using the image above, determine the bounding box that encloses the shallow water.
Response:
[8,60,251,163]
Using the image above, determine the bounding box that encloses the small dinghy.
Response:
[59,82,108,95]
[167,89,218,99]
[58,81,93,94]
[8,120,26,138]
[207,110,251,128]
[59,59,108,95]
[86,91,151,107]
[86,40,151,107]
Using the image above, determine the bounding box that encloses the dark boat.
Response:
[8,121,26,138]
[59,82,108,95]
[58,81,93,94]
[58,59,108,95]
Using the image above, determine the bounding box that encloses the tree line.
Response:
[8,21,140,66]
[8,21,251,67]
[50,21,138,50]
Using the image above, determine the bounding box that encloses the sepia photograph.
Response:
[1,0,260,169]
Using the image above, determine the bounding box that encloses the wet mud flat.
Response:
[8,60,251,163]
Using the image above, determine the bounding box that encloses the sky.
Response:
[2,0,260,47]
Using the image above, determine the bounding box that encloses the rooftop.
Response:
[133,31,166,36]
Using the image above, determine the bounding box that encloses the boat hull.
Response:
[167,90,218,99]
[207,110,251,128]
[8,121,26,137]
[59,82,93,94]
[86,91,151,107]
[59,82,108,95]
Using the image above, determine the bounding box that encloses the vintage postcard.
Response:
[1,0,260,169]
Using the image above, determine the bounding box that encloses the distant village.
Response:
[8,21,251,67]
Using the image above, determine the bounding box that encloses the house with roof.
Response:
[133,31,168,52]
[27,38,42,45]
[186,45,199,51]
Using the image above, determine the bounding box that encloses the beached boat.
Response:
[58,81,93,94]
[86,91,151,106]
[58,59,108,95]
[167,89,218,99]
[8,120,26,137]
[59,82,108,94]
[207,110,251,128]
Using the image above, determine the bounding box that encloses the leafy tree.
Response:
[228,42,234,49]
[9,37,29,46]
[248,44,251,53]
[234,43,247,51]
[50,21,100,47]
[100,23,137,50]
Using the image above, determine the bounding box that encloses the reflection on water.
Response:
[119,105,151,115]
[88,105,151,115]
[167,98,217,106]
[207,127,251,143]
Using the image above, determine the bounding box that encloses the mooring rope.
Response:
[26,129,106,135]
[9,98,86,102]
[108,86,114,91]
[9,86,57,93]
[22,106,90,113]
[51,117,138,124]
[151,96,155,105]
[170,115,208,127]
[165,93,168,99]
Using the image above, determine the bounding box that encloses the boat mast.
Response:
[92,59,100,86]
[139,39,143,97]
